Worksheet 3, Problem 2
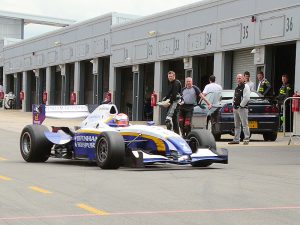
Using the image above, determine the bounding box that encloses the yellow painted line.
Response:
[76,203,109,216]
[0,157,7,161]
[0,175,11,181]
[29,186,52,194]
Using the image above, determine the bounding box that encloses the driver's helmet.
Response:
[110,113,129,127]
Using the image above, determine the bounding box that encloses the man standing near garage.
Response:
[257,71,271,97]
[162,71,182,134]
[229,74,251,145]
[202,75,223,96]
[244,71,255,91]
[179,77,212,138]
[276,74,292,131]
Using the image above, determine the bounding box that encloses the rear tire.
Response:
[187,129,216,167]
[263,132,277,141]
[20,125,53,162]
[95,132,125,169]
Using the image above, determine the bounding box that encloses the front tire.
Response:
[187,129,216,167]
[20,125,53,162]
[95,132,125,169]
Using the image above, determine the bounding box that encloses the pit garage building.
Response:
[1,0,300,132]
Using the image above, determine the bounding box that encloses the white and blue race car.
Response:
[20,104,228,169]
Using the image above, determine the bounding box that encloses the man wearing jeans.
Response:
[229,74,251,145]
[162,71,182,134]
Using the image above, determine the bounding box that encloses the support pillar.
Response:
[213,52,225,87]
[3,72,7,94]
[74,61,84,104]
[109,56,116,104]
[153,61,164,124]
[46,67,52,105]
[59,64,67,105]
[132,65,144,121]
[14,73,21,109]
[22,71,30,112]
[91,58,99,104]
[183,57,193,78]
[33,69,40,104]
[293,40,300,134]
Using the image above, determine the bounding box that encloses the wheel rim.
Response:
[189,136,200,153]
[21,132,31,156]
[97,137,109,163]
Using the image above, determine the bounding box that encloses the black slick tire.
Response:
[95,132,125,169]
[187,129,217,167]
[20,125,53,162]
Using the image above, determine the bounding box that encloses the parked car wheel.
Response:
[263,132,277,141]
[187,129,216,167]
[207,120,221,141]
[95,132,125,169]
[20,125,53,162]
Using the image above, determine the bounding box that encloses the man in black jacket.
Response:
[162,71,182,134]
[229,74,251,145]
[276,74,293,131]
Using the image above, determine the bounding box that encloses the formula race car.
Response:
[20,104,228,169]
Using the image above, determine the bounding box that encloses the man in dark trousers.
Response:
[162,71,182,134]
[229,74,251,145]
[179,77,212,138]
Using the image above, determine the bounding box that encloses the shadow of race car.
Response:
[20,104,228,169]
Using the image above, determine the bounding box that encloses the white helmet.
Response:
[114,113,129,127]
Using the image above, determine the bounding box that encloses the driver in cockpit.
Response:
[107,113,129,127]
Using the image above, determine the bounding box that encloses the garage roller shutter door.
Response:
[232,49,256,89]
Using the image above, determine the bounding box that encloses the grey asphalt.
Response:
[0,109,299,225]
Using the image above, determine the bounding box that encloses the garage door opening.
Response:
[65,63,75,105]
[97,57,110,104]
[272,43,295,96]
[52,66,62,105]
[37,69,46,105]
[116,67,133,120]
[15,72,23,109]
[25,70,36,111]
[5,74,14,93]
[193,55,214,91]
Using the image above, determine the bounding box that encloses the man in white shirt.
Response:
[202,75,223,96]
[244,71,255,91]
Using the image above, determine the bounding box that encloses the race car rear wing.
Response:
[32,104,92,125]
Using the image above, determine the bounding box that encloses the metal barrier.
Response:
[283,96,300,145]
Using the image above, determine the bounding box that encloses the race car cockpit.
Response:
[107,113,129,127]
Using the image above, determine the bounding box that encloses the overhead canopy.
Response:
[0,10,76,27]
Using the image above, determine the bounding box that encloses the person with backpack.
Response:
[179,77,212,138]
